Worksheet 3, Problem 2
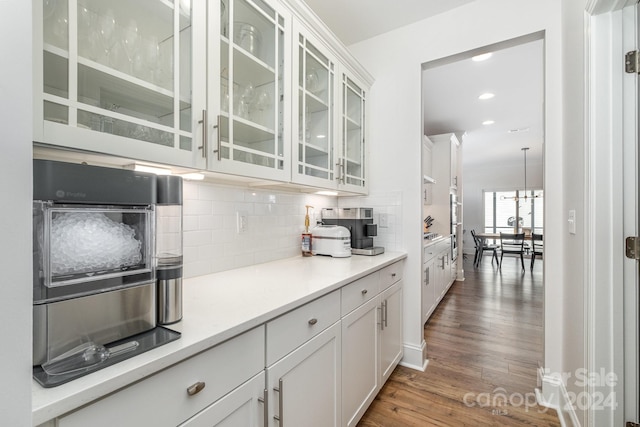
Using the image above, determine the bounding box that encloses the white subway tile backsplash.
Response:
[182,181,401,278]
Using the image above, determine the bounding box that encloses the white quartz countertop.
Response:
[32,251,407,425]
[423,234,449,248]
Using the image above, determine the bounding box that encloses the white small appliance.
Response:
[311,225,352,258]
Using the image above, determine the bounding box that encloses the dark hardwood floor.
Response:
[358,254,559,426]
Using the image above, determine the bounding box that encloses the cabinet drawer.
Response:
[341,272,379,315]
[266,290,340,366]
[58,326,265,427]
[379,261,404,291]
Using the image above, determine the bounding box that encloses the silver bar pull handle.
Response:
[258,388,268,427]
[213,114,221,161]
[384,299,389,328]
[378,305,384,331]
[197,110,207,158]
[274,379,284,424]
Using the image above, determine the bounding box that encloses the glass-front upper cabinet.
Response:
[291,23,337,189]
[208,0,291,181]
[34,0,206,168]
[338,71,367,193]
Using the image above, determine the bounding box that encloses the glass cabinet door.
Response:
[339,72,366,192]
[212,0,290,181]
[292,27,336,188]
[37,0,204,168]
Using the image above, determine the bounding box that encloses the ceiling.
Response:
[422,39,544,167]
[301,0,477,46]
[302,0,545,169]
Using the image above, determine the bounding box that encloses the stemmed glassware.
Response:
[121,19,140,75]
[254,88,271,125]
[98,9,117,66]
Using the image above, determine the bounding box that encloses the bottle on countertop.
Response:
[302,205,313,257]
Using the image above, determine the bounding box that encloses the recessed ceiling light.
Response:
[482,120,495,126]
[478,92,495,100]
[472,52,493,62]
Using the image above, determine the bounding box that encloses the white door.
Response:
[266,322,341,427]
[379,281,403,384]
[625,3,640,424]
[341,296,379,427]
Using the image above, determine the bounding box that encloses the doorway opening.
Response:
[420,30,546,378]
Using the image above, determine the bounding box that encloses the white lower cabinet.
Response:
[341,262,404,427]
[266,322,342,427]
[379,281,403,384]
[179,371,265,427]
[341,297,379,427]
[57,326,265,427]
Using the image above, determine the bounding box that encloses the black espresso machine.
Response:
[32,159,181,387]
[321,207,385,255]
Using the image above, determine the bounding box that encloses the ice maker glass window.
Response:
[35,203,154,288]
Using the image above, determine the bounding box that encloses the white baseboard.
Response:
[536,367,581,427]
[399,340,428,371]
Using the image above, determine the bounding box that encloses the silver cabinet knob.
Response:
[361,289,368,295]
[308,318,318,325]
[187,381,206,396]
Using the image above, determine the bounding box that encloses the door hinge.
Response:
[625,50,640,73]
[625,236,640,259]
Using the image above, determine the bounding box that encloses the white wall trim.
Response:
[537,368,580,427]
[399,340,428,371]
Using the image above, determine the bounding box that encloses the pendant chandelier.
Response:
[502,147,542,202]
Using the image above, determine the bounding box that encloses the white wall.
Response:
[462,160,543,253]
[0,1,33,425]
[348,0,564,376]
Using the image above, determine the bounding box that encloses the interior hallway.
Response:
[358,255,559,426]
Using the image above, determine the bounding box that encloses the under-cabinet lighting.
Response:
[316,134,326,139]
[478,92,495,100]
[179,172,205,181]
[316,191,338,196]
[472,52,492,62]
[482,120,495,126]
[127,164,172,175]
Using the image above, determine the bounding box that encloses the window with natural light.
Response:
[484,190,543,234]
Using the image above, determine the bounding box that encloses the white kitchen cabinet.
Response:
[291,21,368,194]
[429,133,460,190]
[379,280,402,384]
[422,135,434,206]
[422,245,438,324]
[291,21,338,189]
[266,322,341,427]
[34,0,207,169]
[57,326,265,427]
[180,371,265,427]
[206,0,292,181]
[341,297,379,427]
[341,261,403,427]
[337,70,367,193]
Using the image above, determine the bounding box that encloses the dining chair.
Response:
[499,232,526,271]
[470,229,499,268]
[530,233,543,269]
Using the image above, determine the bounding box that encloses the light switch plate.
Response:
[568,210,576,235]
[379,213,388,228]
